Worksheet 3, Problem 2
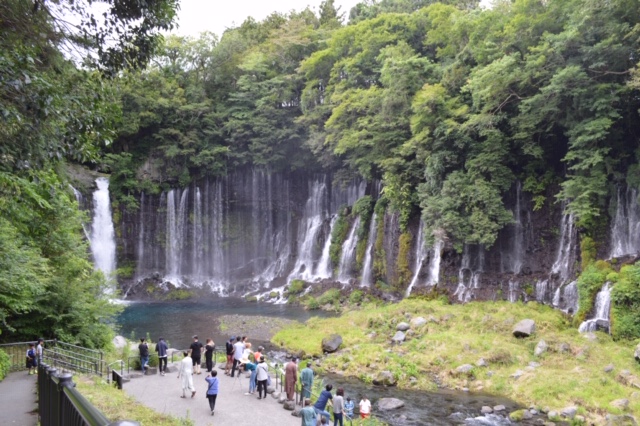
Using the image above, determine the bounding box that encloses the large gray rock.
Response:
[378,398,405,410]
[561,406,577,419]
[112,335,127,349]
[392,331,406,343]
[396,322,410,331]
[267,386,276,394]
[410,317,427,328]
[283,400,296,410]
[322,334,343,353]
[373,370,397,386]
[292,406,302,417]
[607,414,638,426]
[481,406,493,414]
[454,364,474,376]
[535,340,548,356]
[611,399,630,409]
[513,319,536,338]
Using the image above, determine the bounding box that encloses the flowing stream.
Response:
[89,177,117,281]
[578,283,612,333]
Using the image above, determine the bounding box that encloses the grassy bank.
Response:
[273,299,640,423]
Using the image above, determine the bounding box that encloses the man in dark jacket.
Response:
[155,337,168,376]
[190,335,204,375]
[138,338,149,375]
[225,336,235,375]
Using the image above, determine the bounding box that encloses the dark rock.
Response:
[378,398,405,410]
[283,400,296,410]
[513,319,536,338]
[322,334,343,353]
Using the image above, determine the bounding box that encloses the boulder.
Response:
[476,358,488,368]
[561,406,577,419]
[513,319,536,338]
[373,370,397,386]
[617,370,640,389]
[493,405,506,412]
[510,370,525,380]
[410,317,427,328]
[112,335,127,349]
[635,344,640,363]
[454,364,474,376]
[548,411,558,419]
[535,340,548,356]
[292,406,302,417]
[557,342,571,353]
[271,391,280,399]
[481,406,493,414]
[322,334,343,353]
[378,398,405,410]
[397,322,410,331]
[605,364,615,373]
[165,364,179,373]
[267,386,276,394]
[611,399,630,409]
[283,400,296,411]
[278,395,287,404]
[392,331,406,343]
[606,414,638,426]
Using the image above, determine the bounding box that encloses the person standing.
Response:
[155,337,168,376]
[26,343,37,375]
[190,335,204,375]
[359,395,371,419]
[300,361,314,400]
[204,338,215,373]
[205,370,219,416]
[344,397,354,420]
[333,388,345,426]
[231,336,244,377]
[36,338,44,368]
[178,351,196,398]
[225,336,235,375]
[138,338,149,375]
[313,384,333,423]
[285,357,298,401]
[253,345,263,363]
[256,356,269,400]
[242,360,258,395]
[300,398,317,426]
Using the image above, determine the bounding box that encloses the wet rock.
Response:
[397,322,410,331]
[611,399,630,409]
[605,364,615,373]
[283,400,296,410]
[606,414,638,426]
[493,405,506,412]
[322,334,343,353]
[481,406,493,414]
[410,317,427,328]
[373,370,397,386]
[392,331,406,343]
[535,340,548,356]
[561,406,577,419]
[378,398,405,410]
[513,319,536,338]
[112,335,127,349]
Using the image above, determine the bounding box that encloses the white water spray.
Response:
[89,178,117,280]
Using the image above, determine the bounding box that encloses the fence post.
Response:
[57,373,73,426]
[44,367,58,426]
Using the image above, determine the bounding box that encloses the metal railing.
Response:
[38,363,139,426]
[0,340,56,372]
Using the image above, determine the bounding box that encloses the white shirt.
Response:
[256,362,269,381]
[233,341,245,360]
[359,399,371,414]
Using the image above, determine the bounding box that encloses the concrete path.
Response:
[123,365,300,426]
[0,372,38,425]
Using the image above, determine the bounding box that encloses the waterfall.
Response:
[501,182,525,274]
[134,192,145,282]
[206,179,226,286]
[89,177,117,280]
[535,279,548,302]
[454,245,484,302]
[360,212,378,287]
[406,222,426,297]
[426,238,443,286]
[192,187,203,278]
[610,187,640,258]
[337,217,361,284]
[166,188,189,282]
[579,283,612,333]
[508,280,520,303]
[551,205,576,283]
[563,281,579,314]
[317,215,338,279]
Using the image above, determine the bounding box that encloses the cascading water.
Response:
[578,283,612,333]
[551,205,576,283]
[454,245,484,302]
[316,215,338,279]
[337,217,361,284]
[89,177,117,281]
[501,182,525,274]
[609,186,640,258]
[406,222,426,297]
[360,213,378,287]
[426,238,443,286]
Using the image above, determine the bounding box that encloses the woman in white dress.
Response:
[178,351,196,398]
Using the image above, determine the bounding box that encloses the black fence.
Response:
[38,363,139,426]
[0,340,56,372]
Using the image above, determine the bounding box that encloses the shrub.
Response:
[396,232,412,288]
[611,261,640,339]
[349,290,364,305]
[288,280,305,295]
[575,262,613,324]
[0,349,9,381]
[580,236,597,271]
[329,208,350,268]
[317,288,341,306]
[304,297,320,310]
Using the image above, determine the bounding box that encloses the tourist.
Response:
[313,384,333,423]
[256,355,269,400]
[344,397,354,420]
[205,370,219,416]
[285,357,298,401]
[36,338,44,368]
[26,343,37,375]
[242,341,253,360]
[225,336,235,375]
[242,357,258,395]
[204,338,215,373]
[138,338,149,375]
[178,351,196,398]
[253,345,263,363]
[231,336,244,377]
[333,388,344,426]
[155,337,168,376]
[300,361,314,400]
[190,335,203,375]
[359,395,371,419]
[300,398,317,426]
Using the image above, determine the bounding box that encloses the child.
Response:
[359,395,371,419]
[26,343,37,375]
[344,396,355,420]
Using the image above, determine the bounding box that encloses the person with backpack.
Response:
[205,370,219,416]
[256,356,269,400]
[26,343,37,375]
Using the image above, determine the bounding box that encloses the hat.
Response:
[230,336,236,341]
[240,356,251,364]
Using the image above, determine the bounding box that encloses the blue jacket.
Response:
[155,340,168,357]
[205,376,219,395]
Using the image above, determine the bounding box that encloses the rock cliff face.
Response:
[90,167,640,306]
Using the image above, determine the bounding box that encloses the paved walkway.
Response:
[0,372,38,426]
[123,364,300,426]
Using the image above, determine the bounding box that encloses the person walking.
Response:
[178,351,196,398]
[155,337,168,376]
[256,356,269,400]
[138,338,149,375]
[190,335,204,375]
[333,388,345,426]
[231,336,244,377]
[313,384,333,423]
[285,357,298,401]
[205,370,219,416]
[359,395,371,419]
[300,398,317,426]
[26,343,37,375]
[204,338,215,373]
[36,338,44,368]
[225,336,235,375]
[300,361,314,401]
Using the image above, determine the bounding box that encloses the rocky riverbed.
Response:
[217,314,299,341]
